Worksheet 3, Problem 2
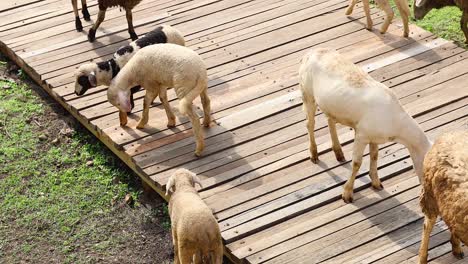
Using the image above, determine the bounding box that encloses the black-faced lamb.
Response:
[414,0,468,43]
[72,0,143,42]
[166,169,223,264]
[74,25,185,113]
[107,44,212,156]
[72,0,91,32]
[345,0,410,37]
[299,48,432,203]
[418,130,468,264]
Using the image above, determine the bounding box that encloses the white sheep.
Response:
[107,43,211,156]
[345,0,410,37]
[166,169,223,264]
[418,130,468,264]
[299,48,432,203]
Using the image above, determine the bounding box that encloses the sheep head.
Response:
[74,63,97,96]
[166,169,202,196]
[413,0,455,20]
[107,82,132,113]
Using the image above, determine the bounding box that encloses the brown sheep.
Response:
[418,130,468,264]
[166,169,223,264]
[72,0,142,42]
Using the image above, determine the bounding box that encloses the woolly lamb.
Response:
[414,0,468,43]
[75,25,185,112]
[166,169,223,264]
[345,0,410,37]
[72,0,91,32]
[74,0,143,42]
[418,131,468,264]
[107,44,211,156]
[299,48,432,203]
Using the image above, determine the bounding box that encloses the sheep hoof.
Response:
[75,18,83,32]
[342,193,353,203]
[167,121,176,128]
[403,32,409,38]
[82,8,91,21]
[372,183,384,191]
[203,120,211,127]
[452,250,464,259]
[310,155,319,164]
[130,31,138,41]
[335,151,346,162]
[136,123,145,129]
[195,150,202,157]
[88,29,96,42]
[345,9,353,15]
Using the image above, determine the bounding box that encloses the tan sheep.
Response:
[418,130,468,264]
[166,169,223,264]
[107,43,211,156]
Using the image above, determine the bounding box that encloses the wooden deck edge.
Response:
[0,38,244,264]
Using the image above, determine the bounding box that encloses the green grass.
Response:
[0,74,171,262]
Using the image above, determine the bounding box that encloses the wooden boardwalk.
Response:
[1,0,467,263]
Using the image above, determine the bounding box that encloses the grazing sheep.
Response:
[78,0,143,42]
[299,48,432,203]
[107,44,211,156]
[166,169,223,264]
[418,130,468,264]
[74,25,185,113]
[414,0,468,43]
[72,0,91,32]
[345,0,410,37]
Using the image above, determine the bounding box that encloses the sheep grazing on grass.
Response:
[414,0,468,43]
[107,44,211,156]
[73,0,143,42]
[345,0,410,37]
[166,169,223,264]
[74,25,185,112]
[72,0,91,32]
[299,48,432,203]
[418,131,468,264]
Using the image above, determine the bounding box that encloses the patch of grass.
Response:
[0,70,172,262]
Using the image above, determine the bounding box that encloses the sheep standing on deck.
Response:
[414,0,468,43]
[71,0,143,42]
[418,131,468,264]
[75,25,185,114]
[166,169,223,264]
[107,44,211,156]
[299,48,432,203]
[345,0,410,37]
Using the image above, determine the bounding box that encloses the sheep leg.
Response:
[394,0,410,37]
[88,8,106,42]
[200,88,212,127]
[179,247,195,264]
[369,143,383,190]
[126,9,138,41]
[184,104,205,157]
[418,215,436,264]
[301,91,318,163]
[345,0,358,15]
[362,0,373,30]
[172,230,180,264]
[375,0,394,34]
[342,136,366,203]
[119,111,128,127]
[137,90,158,129]
[81,0,90,21]
[72,0,83,32]
[450,234,464,259]
[159,87,176,128]
[214,243,224,264]
[461,11,468,44]
[328,118,345,162]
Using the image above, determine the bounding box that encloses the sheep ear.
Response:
[118,91,132,113]
[166,176,175,196]
[192,174,202,188]
[88,72,97,87]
